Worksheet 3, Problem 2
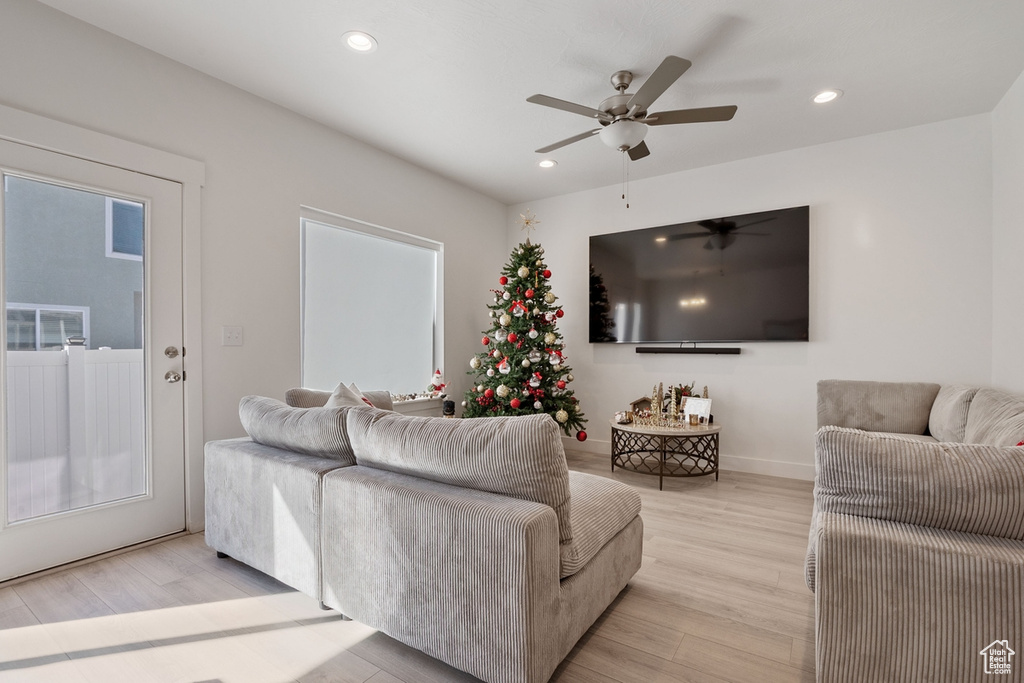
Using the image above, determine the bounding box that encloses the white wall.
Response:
[510,115,994,478]
[992,69,1024,393]
[0,0,507,525]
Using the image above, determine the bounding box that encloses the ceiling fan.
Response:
[669,216,776,250]
[527,56,737,161]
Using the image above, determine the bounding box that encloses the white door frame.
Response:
[0,103,207,533]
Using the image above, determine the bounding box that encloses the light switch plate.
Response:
[222,326,243,346]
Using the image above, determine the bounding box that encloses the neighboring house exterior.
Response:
[4,175,143,350]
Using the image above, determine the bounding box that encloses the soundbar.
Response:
[635,347,741,355]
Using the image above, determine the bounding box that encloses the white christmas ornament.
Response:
[495,329,507,342]
[533,307,541,316]
[528,328,539,339]
[544,332,557,344]
[517,266,530,278]
[528,349,542,362]
[498,359,511,375]
[496,384,510,398]
[549,355,562,366]
[545,313,556,323]
[567,374,574,382]
[470,357,481,370]
[522,359,531,368]
[477,385,484,392]
[544,293,555,304]
[534,401,543,410]
[522,388,530,396]
[555,410,569,423]
[503,292,511,301]
[486,368,495,377]
[529,377,541,388]
[461,400,467,407]
[512,306,525,317]
[492,349,503,358]
[499,314,511,326]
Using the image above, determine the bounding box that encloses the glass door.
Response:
[0,138,185,581]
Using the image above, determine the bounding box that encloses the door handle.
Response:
[164,370,182,383]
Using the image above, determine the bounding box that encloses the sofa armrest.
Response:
[204,437,348,597]
[320,466,561,683]
[816,379,939,433]
[814,511,1024,682]
[815,426,1024,540]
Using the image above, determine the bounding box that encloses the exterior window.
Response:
[105,197,144,261]
[300,210,443,394]
[5,304,90,350]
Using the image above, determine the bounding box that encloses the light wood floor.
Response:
[0,450,816,683]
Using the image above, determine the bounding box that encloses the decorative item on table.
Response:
[628,381,711,428]
[683,397,713,425]
[426,369,447,398]
[614,410,632,424]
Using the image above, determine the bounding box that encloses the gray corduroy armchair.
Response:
[806,380,1024,682]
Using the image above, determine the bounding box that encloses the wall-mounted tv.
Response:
[589,206,809,344]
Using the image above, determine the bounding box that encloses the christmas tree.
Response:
[462,213,587,440]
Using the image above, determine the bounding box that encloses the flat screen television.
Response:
[589,205,809,344]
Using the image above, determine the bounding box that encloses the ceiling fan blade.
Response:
[627,140,650,161]
[535,129,601,154]
[626,56,692,112]
[527,94,611,121]
[732,217,776,230]
[646,105,738,125]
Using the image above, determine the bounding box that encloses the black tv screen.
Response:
[589,206,809,343]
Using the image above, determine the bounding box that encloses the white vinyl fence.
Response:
[6,347,145,522]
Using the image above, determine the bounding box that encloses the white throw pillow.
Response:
[324,381,374,408]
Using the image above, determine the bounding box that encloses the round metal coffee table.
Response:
[610,419,720,490]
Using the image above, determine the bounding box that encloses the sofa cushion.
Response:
[928,385,978,443]
[964,389,1024,446]
[239,395,357,464]
[325,382,375,408]
[817,379,940,434]
[285,386,394,411]
[346,410,573,543]
[559,471,641,578]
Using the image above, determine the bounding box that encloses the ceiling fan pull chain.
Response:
[622,152,630,209]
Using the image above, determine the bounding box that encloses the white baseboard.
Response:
[562,436,814,481]
[719,454,814,481]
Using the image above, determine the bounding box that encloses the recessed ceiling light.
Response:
[813,89,842,104]
[655,237,667,243]
[538,159,557,168]
[343,31,378,53]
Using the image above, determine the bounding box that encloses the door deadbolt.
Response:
[164,346,180,359]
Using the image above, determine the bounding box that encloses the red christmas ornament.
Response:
[507,332,518,343]
[576,431,587,442]
[482,336,490,345]
[543,269,552,278]
[510,398,521,409]
[484,388,494,398]
[555,309,564,318]
[556,380,566,390]
[525,289,534,299]
[499,276,508,285]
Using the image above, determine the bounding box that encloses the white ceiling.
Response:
[38,0,1024,205]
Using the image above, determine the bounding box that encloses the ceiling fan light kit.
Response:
[599,119,647,152]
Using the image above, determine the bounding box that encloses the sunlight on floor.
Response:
[0,592,375,682]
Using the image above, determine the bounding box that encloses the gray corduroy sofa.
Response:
[806,380,1024,683]
[205,389,643,683]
